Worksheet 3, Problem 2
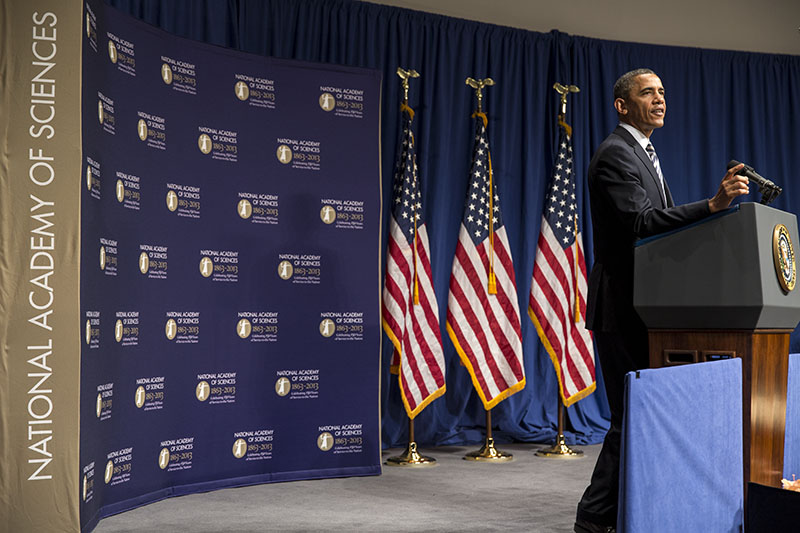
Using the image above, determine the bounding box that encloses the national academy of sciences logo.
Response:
[320,205,336,224]
[196,381,210,402]
[275,377,290,397]
[319,319,335,338]
[317,432,334,451]
[161,63,173,85]
[137,119,148,141]
[276,144,292,164]
[107,40,117,63]
[232,438,247,458]
[319,92,335,112]
[198,134,212,155]
[200,256,213,278]
[165,319,177,340]
[158,447,170,470]
[235,81,249,101]
[139,252,149,274]
[278,260,293,280]
[115,319,123,342]
[237,199,252,219]
[166,190,178,212]
[104,460,113,483]
[135,385,146,408]
[237,318,252,339]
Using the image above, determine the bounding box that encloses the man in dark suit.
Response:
[574,68,749,533]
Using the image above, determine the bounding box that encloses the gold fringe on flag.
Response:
[413,192,419,306]
[573,212,580,322]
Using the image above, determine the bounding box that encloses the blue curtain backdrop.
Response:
[106,0,800,448]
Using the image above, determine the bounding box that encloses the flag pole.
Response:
[536,82,583,459]
[462,77,512,462]
[385,67,437,468]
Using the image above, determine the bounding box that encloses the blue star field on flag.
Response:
[463,121,503,244]
[392,115,423,241]
[543,130,578,248]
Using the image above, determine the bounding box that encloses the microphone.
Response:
[727,160,782,205]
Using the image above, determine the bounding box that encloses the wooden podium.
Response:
[633,202,800,488]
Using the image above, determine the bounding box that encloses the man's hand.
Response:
[708,163,749,213]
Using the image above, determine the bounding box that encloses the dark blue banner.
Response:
[79,2,381,530]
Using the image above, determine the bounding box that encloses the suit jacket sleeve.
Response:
[591,140,709,239]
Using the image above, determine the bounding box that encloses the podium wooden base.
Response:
[649,329,790,488]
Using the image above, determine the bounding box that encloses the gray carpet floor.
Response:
[93,442,597,532]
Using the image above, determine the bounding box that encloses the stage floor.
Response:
[94,442,598,532]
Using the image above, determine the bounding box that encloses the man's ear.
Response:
[614,97,626,116]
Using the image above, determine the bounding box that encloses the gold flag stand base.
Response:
[385,441,438,467]
[463,437,513,462]
[463,409,513,461]
[535,390,583,458]
[535,433,583,458]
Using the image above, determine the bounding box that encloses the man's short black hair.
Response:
[613,68,656,100]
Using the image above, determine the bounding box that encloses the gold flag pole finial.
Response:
[466,77,494,115]
[553,83,579,137]
[397,68,420,119]
[466,77,498,295]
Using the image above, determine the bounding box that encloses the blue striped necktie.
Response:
[645,142,667,206]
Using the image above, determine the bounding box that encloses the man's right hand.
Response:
[709,163,749,213]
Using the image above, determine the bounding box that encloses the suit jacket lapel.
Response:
[613,125,668,208]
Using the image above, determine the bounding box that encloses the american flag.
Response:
[528,127,595,407]
[382,112,446,418]
[446,117,525,409]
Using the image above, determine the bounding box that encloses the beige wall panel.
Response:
[0,0,82,531]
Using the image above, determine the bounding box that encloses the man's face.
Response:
[615,73,665,137]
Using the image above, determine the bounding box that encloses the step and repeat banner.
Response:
[79,1,381,530]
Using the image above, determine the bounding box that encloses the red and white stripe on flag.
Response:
[529,129,595,407]
[381,116,446,419]
[446,119,525,410]
[447,226,526,409]
[383,222,446,418]
[529,221,595,406]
